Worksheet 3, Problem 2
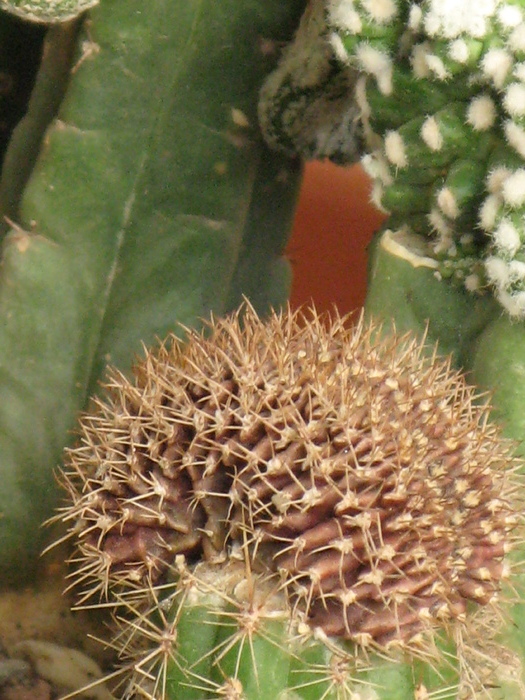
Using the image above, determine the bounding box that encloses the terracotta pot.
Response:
[287,160,386,314]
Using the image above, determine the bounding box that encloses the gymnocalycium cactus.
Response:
[56,304,525,699]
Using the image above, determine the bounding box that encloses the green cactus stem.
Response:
[260,0,525,318]
[325,0,525,317]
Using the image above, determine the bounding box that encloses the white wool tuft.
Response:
[467,95,497,130]
[504,83,525,117]
[482,49,513,89]
[411,43,431,78]
[424,0,497,38]
[486,167,511,194]
[408,4,423,30]
[328,3,363,33]
[465,273,481,291]
[508,259,525,281]
[356,44,393,94]
[437,187,460,219]
[505,120,525,158]
[421,116,443,151]
[362,0,398,23]
[479,194,501,229]
[513,62,525,83]
[498,4,523,27]
[498,289,525,316]
[449,39,469,63]
[509,23,525,53]
[493,219,521,255]
[485,257,509,289]
[502,169,525,207]
[384,131,408,167]
[425,54,450,80]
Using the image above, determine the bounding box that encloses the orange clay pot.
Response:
[287,160,386,314]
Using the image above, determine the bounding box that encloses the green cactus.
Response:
[0,0,306,586]
[325,0,525,317]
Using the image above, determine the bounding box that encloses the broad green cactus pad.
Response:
[56,304,525,698]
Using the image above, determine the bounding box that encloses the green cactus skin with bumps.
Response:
[325,0,525,318]
[0,0,307,585]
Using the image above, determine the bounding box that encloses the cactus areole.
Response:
[55,304,524,698]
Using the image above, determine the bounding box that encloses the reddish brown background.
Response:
[287,161,385,314]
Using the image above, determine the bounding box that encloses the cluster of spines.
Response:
[326,0,525,316]
[53,304,525,699]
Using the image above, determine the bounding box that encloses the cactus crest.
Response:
[54,304,525,697]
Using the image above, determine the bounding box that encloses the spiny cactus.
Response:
[54,304,525,698]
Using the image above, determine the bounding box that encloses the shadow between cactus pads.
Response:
[53,304,525,699]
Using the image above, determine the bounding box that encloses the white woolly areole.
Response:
[328,3,363,34]
[482,49,513,89]
[356,44,393,94]
[411,43,431,78]
[498,289,525,316]
[361,152,393,184]
[449,39,469,63]
[467,95,497,130]
[479,194,501,229]
[509,259,525,281]
[425,54,450,80]
[429,208,452,238]
[487,167,511,193]
[509,23,525,52]
[408,4,423,29]
[494,219,521,255]
[424,0,497,38]
[485,256,509,289]
[421,116,443,151]
[465,273,481,291]
[504,83,525,117]
[362,0,397,23]
[505,120,525,158]
[384,131,408,167]
[502,169,525,207]
[514,62,525,82]
[437,187,460,219]
[498,4,523,27]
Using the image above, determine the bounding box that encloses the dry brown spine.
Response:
[55,303,523,655]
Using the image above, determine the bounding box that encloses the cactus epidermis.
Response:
[55,304,525,698]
